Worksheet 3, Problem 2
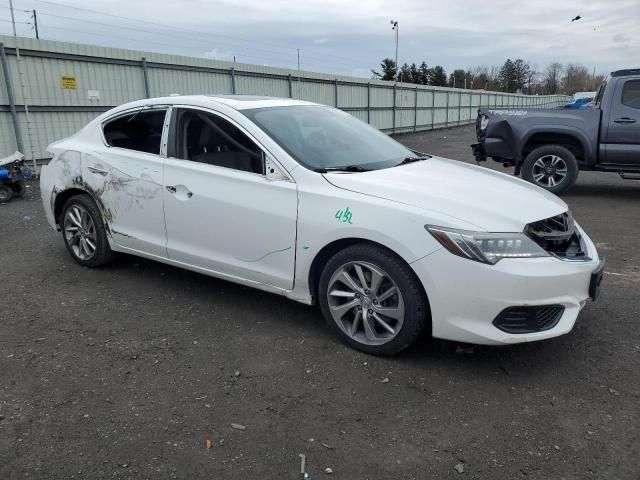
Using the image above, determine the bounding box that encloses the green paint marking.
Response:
[239,246,292,263]
[61,159,71,176]
[335,207,353,224]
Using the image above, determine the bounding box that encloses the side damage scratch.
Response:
[238,246,292,263]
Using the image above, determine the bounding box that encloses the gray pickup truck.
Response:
[472,68,640,194]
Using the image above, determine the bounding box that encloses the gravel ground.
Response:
[1,125,639,479]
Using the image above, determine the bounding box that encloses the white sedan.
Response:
[40,95,604,355]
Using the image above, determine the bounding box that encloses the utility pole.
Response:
[32,9,39,39]
[9,0,17,36]
[390,20,398,83]
[297,48,301,99]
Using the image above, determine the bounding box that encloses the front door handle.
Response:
[614,117,636,124]
[87,165,108,176]
[166,185,193,199]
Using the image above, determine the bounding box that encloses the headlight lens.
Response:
[479,114,489,131]
[426,225,549,264]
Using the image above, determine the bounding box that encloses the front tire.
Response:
[61,194,114,267]
[318,243,429,355]
[521,145,578,194]
[0,184,14,203]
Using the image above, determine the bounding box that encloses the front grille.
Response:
[493,305,565,334]
[525,212,588,260]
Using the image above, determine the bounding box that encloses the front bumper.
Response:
[410,227,600,345]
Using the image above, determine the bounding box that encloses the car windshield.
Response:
[242,105,419,171]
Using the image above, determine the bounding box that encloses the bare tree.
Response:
[562,64,591,94]
[544,62,563,94]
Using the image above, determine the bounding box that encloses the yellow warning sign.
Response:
[60,75,77,90]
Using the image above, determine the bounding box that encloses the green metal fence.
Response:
[0,35,570,165]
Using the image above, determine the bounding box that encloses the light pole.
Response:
[390,20,398,83]
[9,0,17,36]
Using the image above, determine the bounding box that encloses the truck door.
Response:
[603,79,640,165]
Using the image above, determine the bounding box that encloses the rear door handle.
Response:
[165,185,177,193]
[613,117,636,124]
[87,165,108,176]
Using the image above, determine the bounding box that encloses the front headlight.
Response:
[479,114,489,131]
[426,225,550,264]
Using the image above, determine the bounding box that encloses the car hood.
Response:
[322,157,568,231]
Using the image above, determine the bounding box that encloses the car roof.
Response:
[123,94,321,111]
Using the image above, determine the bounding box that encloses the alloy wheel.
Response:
[63,204,97,260]
[326,261,405,346]
[532,155,568,188]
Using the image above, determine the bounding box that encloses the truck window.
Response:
[593,81,607,107]
[621,80,640,109]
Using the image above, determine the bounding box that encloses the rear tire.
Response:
[521,145,578,194]
[318,243,429,356]
[0,184,13,203]
[61,194,114,268]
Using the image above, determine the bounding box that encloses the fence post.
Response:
[430,89,435,130]
[469,91,473,124]
[230,67,236,94]
[458,90,462,125]
[413,86,418,132]
[288,74,292,98]
[367,82,371,124]
[141,57,150,98]
[445,90,450,128]
[0,42,24,154]
[392,84,396,134]
[334,78,338,108]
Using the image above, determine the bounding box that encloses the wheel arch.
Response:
[517,128,593,174]
[53,187,96,226]
[307,237,430,314]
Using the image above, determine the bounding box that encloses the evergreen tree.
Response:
[409,63,420,84]
[418,61,430,85]
[399,63,413,83]
[448,69,466,88]
[371,58,397,81]
[429,65,447,86]
[498,59,517,92]
[512,58,532,93]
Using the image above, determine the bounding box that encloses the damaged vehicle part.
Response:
[41,95,602,355]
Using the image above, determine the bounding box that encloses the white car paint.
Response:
[40,95,600,345]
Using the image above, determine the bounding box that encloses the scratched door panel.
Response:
[81,149,167,257]
[163,159,297,290]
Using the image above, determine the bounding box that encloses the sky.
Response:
[2,0,639,78]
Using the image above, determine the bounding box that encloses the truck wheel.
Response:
[0,185,13,203]
[11,179,26,197]
[522,145,578,194]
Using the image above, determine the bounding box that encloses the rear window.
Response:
[103,109,167,154]
[621,80,640,109]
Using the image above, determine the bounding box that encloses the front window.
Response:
[593,79,608,108]
[243,105,418,171]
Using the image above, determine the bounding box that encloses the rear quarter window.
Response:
[621,80,640,109]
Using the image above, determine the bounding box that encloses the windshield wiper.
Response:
[315,165,367,173]
[399,156,428,165]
